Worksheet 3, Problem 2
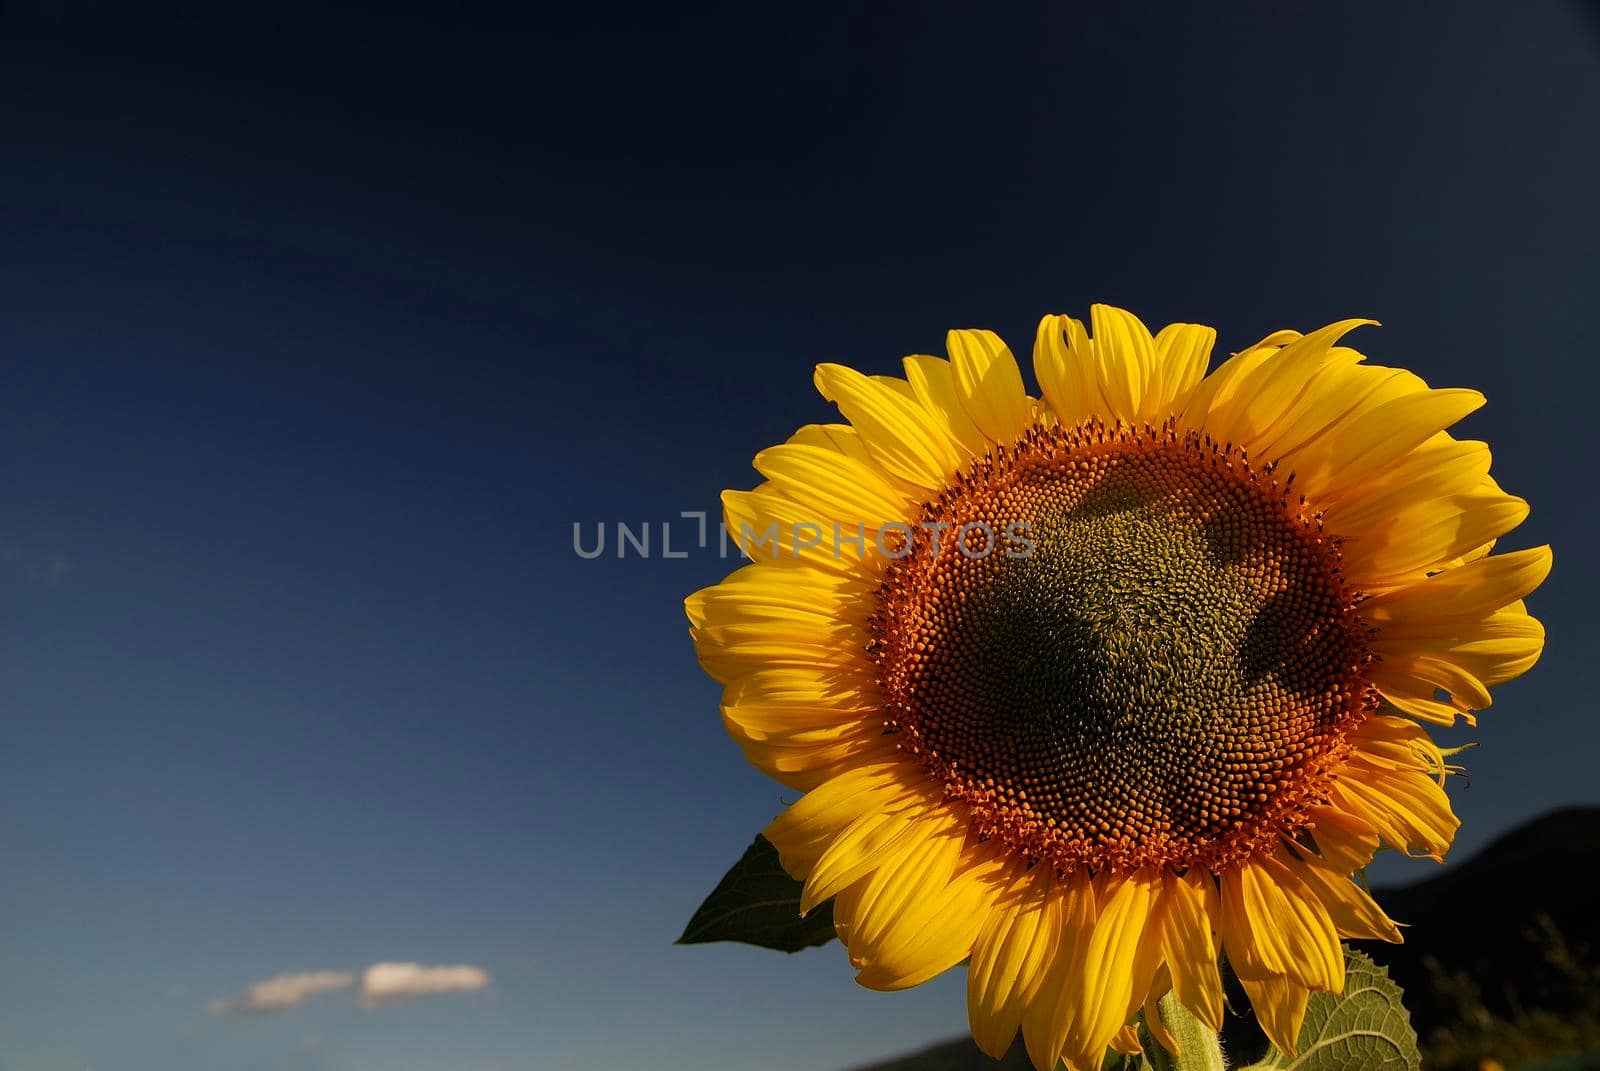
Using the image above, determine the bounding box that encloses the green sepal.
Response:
[676,834,838,953]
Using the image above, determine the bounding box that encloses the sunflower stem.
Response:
[1149,992,1227,1071]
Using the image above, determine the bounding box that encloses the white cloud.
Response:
[208,970,355,1015]
[358,962,491,1007]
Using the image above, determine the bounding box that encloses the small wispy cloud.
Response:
[208,962,492,1017]
[358,962,491,1007]
[207,970,355,1015]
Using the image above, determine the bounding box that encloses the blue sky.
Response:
[1,3,1597,1070]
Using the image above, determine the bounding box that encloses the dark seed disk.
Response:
[870,419,1374,873]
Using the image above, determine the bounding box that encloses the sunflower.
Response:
[685,306,1549,1070]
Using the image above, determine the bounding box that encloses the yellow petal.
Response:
[1150,321,1216,416]
[721,484,874,573]
[1088,304,1157,424]
[1219,859,1342,992]
[1022,869,1095,1071]
[1340,487,1529,586]
[720,700,868,739]
[801,808,926,913]
[1350,713,1447,772]
[782,422,930,504]
[966,863,1054,1058]
[720,705,872,748]
[1363,759,1462,854]
[734,725,895,792]
[814,363,964,489]
[1285,387,1486,503]
[720,676,875,743]
[754,442,914,529]
[1159,870,1224,1031]
[1256,361,1421,484]
[1329,764,1459,861]
[690,594,869,684]
[1070,869,1164,1058]
[1373,611,1546,717]
[721,663,876,713]
[842,808,965,962]
[1321,434,1491,537]
[1215,319,1376,456]
[947,329,1032,445]
[1177,338,1282,438]
[1033,313,1103,427]
[724,724,884,790]
[902,354,990,457]
[1277,847,1401,943]
[687,561,872,629]
[1239,974,1310,1057]
[1364,545,1553,624]
[689,563,875,685]
[853,839,1009,991]
[1374,652,1490,713]
[1385,695,1471,727]
[1307,804,1381,871]
[1142,975,1180,1058]
[763,763,932,877]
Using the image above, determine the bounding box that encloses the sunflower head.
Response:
[687,305,1549,1070]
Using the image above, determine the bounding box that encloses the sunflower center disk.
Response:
[871,421,1373,872]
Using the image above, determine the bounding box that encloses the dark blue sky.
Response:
[1,4,1596,1070]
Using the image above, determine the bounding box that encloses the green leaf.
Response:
[676,834,838,953]
[1242,947,1420,1070]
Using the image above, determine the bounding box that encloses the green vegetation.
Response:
[1420,914,1600,1071]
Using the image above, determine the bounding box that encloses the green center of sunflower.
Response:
[870,420,1374,872]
